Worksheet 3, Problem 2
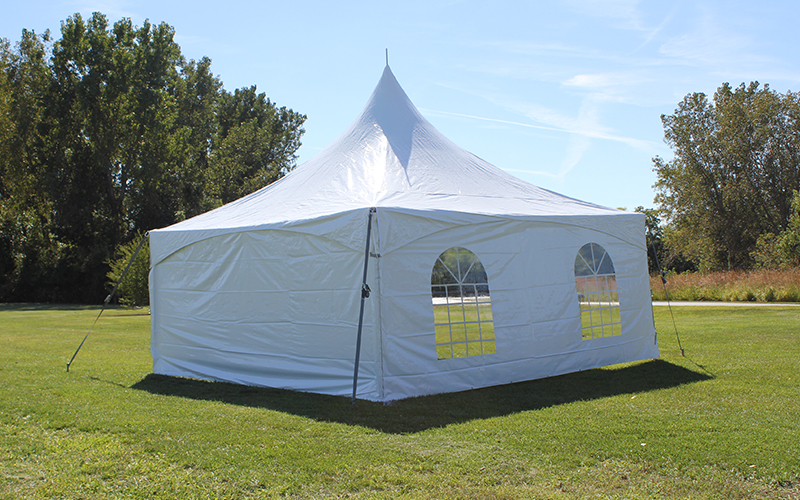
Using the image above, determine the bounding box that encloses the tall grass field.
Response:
[651,268,800,303]
[1,303,799,499]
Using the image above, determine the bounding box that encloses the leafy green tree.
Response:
[48,13,184,244]
[635,207,665,274]
[0,30,69,301]
[170,56,222,219]
[634,206,696,275]
[0,39,15,283]
[753,190,800,268]
[106,232,150,307]
[777,191,800,267]
[654,82,800,271]
[208,86,305,205]
[0,13,305,302]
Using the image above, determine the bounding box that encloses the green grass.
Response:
[1,303,799,499]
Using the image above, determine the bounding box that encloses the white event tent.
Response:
[148,65,658,402]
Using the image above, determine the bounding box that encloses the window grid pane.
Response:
[575,244,621,340]
[432,247,495,360]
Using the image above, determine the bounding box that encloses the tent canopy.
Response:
[152,66,638,264]
[149,66,657,402]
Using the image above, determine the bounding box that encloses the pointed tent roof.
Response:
[156,66,623,247]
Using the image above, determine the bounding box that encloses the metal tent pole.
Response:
[352,208,376,405]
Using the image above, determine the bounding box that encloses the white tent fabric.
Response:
[149,66,658,401]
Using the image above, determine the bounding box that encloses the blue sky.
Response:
[3,1,799,210]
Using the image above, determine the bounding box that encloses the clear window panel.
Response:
[468,342,483,356]
[481,304,494,321]
[601,307,612,325]
[448,304,464,322]
[452,342,468,358]
[574,243,622,341]
[437,344,453,360]
[465,322,482,341]
[432,304,448,324]
[435,324,452,344]
[451,324,467,344]
[481,321,496,340]
[432,247,496,359]
[581,309,593,330]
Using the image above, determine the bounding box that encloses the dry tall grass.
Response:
[650,268,800,302]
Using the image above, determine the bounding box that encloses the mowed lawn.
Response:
[1,303,798,499]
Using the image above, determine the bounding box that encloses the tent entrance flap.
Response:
[352,207,376,404]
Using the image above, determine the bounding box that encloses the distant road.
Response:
[651,301,800,307]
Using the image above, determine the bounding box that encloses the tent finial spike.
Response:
[385,48,388,67]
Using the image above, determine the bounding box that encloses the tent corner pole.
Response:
[352,208,376,406]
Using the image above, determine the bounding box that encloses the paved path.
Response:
[652,301,800,307]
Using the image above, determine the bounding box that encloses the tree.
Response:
[106,231,149,307]
[635,206,665,274]
[170,56,222,219]
[0,29,67,301]
[0,13,306,302]
[752,190,800,268]
[207,86,305,205]
[778,190,800,267]
[654,82,800,271]
[48,13,184,244]
[634,206,696,275]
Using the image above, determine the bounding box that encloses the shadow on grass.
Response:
[131,359,710,434]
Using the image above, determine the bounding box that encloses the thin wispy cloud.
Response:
[562,70,655,92]
[421,102,658,152]
[421,108,565,135]
[629,3,679,53]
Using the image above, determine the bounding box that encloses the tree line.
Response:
[648,81,800,274]
[2,14,799,304]
[0,13,305,302]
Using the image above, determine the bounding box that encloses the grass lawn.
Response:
[1,303,798,499]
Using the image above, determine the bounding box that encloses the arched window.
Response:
[574,243,621,340]
[431,247,495,359]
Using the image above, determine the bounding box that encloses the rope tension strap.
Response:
[66,231,150,372]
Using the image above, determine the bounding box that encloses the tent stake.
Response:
[352,208,376,406]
